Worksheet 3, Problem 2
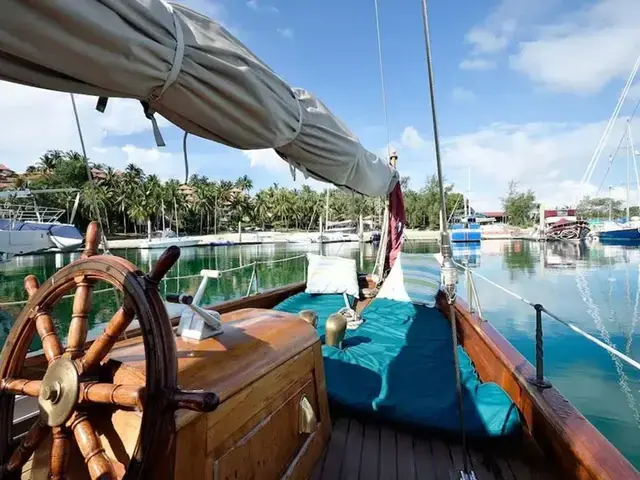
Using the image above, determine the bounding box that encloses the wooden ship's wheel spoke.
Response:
[0,378,41,397]
[78,383,145,410]
[49,426,70,480]
[68,412,116,480]
[0,222,218,479]
[66,277,94,360]
[1,420,49,474]
[25,276,64,365]
[77,306,135,376]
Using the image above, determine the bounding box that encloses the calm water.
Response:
[1,239,639,468]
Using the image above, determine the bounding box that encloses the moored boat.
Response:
[450,217,482,243]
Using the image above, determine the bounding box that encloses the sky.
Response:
[1,0,640,211]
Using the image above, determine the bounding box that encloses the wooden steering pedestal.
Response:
[0,222,218,480]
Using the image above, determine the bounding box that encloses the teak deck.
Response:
[312,416,555,480]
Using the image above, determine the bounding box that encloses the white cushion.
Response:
[305,254,359,297]
[377,252,441,307]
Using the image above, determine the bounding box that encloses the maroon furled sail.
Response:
[387,183,406,270]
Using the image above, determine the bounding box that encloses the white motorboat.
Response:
[138,229,201,249]
[0,192,83,259]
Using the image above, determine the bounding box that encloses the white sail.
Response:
[0,1,398,197]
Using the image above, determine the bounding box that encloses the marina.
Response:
[1,238,640,472]
[0,0,637,478]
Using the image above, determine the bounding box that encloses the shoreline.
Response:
[104,229,442,249]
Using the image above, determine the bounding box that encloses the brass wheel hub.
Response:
[38,357,79,427]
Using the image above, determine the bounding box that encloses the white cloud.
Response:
[400,127,426,150]
[459,58,496,71]
[277,28,294,39]
[0,81,180,178]
[466,24,512,55]
[510,0,640,93]
[241,149,332,190]
[452,87,476,102]
[247,0,279,13]
[390,118,640,210]
[243,149,287,171]
[459,0,556,71]
[630,83,640,100]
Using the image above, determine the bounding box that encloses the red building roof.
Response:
[480,211,505,218]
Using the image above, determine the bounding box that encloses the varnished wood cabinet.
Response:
[172,309,331,479]
[27,309,330,479]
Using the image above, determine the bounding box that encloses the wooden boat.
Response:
[0,2,636,478]
[0,223,637,480]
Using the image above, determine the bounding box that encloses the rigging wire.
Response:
[69,93,110,253]
[581,53,640,191]
[595,99,640,197]
[373,0,391,157]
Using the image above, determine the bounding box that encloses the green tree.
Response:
[577,196,623,220]
[502,181,536,227]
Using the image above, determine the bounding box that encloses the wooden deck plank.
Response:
[380,426,398,480]
[322,417,349,480]
[449,443,468,477]
[397,432,416,480]
[467,449,497,480]
[318,415,559,480]
[493,457,517,480]
[413,438,433,480]
[359,422,380,480]
[430,438,452,480]
[340,420,364,480]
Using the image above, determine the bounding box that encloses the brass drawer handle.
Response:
[299,395,317,434]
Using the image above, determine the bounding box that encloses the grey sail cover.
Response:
[0,0,398,196]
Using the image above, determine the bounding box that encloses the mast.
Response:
[419,2,473,478]
[627,131,631,222]
[467,166,471,218]
[628,120,640,218]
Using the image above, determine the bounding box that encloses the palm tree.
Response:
[114,179,130,234]
[163,179,184,233]
[235,175,253,193]
[37,150,64,172]
[253,191,272,229]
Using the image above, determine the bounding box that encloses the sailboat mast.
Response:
[628,130,631,222]
[419,2,449,243]
[629,121,640,212]
[467,166,471,217]
[419,3,472,476]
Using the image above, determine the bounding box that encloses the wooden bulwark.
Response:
[438,293,640,480]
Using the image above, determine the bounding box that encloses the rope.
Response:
[454,259,640,372]
[372,0,391,156]
[183,132,190,184]
[69,93,110,254]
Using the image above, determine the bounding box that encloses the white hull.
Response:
[317,232,360,243]
[0,229,56,255]
[50,234,83,251]
[139,237,201,249]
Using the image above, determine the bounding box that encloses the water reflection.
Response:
[0,239,638,467]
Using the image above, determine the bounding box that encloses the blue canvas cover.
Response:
[274,293,521,438]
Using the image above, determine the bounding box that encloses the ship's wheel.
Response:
[0,222,218,479]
